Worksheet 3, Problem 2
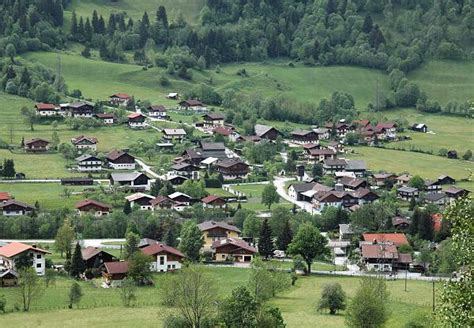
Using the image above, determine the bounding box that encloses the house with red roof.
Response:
[0,192,10,203]
[0,242,50,275]
[75,199,112,217]
[141,242,184,272]
[202,195,227,209]
[211,238,257,263]
[109,93,131,106]
[128,113,146,128]
[375,122,397,139]
[102,261,129,287]
[362,233,409,246]
[35,103,60,117]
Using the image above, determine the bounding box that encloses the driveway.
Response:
[135,159,160,179]
[273,177,317,214]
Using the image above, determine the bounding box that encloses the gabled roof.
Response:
[75,154,101,162]
[168,192,192,200]
[375,122,396,130]
[141,243,184,258]
[323,159,347,167]
[0,242,50,258]
[81,246,115,261]
[110,93,131,99]
[0,199,34,210]
[125,193,154,202]
[171,162,199,171]
[200,142,225,151]
[392,216,410,227]
[291,129,315,136]
[339,224,353,235]
[163,128,186,136]
[95,113,116,119]
[397,186,418,193]
[107,149,134,161]
[25,138,50,145]
[362,233,409,246]
[110,172,147,182]
[289,182,316,193]
[211,238,256,253]
[339,177,366,188]
[71,135,98,145]
[68,101,95,108]
[351,188,378,200]
[148,105,166,112]
[345,160,367,171]
[203,113,225,120]
[202,195,225,204]
[181,99,204,106]
[254,124,279,137]
[150,196,175,206]
[361,244,398,259]
[128,113,145,119]
[217,159,248,169]
[213,126,233,136]
[424,193,446,202]
[198,220,241,233]
[75,199,112,211]
[309,148,336,156]
[35,103,57,110]
[104,261,128,274]
[444,186,469,196]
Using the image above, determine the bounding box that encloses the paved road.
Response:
[273,176,317,214]
[135,159,160,179]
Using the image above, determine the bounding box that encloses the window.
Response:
[160,256,165,265]
[36,254,41,259]
[36,263,42,268]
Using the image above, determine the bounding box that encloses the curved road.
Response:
[273,176,317,214]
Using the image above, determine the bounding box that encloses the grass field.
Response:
[231,183,292,211]
[347,146,474,191]
[409,60,474,105]
[0,267,434,328]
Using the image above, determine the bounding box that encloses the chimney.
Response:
[335,183,344,192]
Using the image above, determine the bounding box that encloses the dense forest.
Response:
[0,0,473,122]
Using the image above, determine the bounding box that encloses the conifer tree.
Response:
[258,218,274,259]
[277,219,293,251]
[69,243,85,278]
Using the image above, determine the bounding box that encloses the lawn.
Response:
[231,183,292,211]
[409,60,474,105]
[0,268,434,328]
[347,146,474,191]
[0,182,97,210]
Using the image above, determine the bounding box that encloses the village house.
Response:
[150,196,176,210]
[103,261,128,287]
[128,113,146,128]
[171,162,200,180]
[110,172,150,190]
[217,159,249,180]
[125,193,155,211]
[302,143,320,152]
[141,243,184,272]
[202,195,227,209]
[337,176,368,190]
[71,135,98,151]
[392,216,410,230]
[61,177,94,186]
[360,242,412,272]
[180,149,205,166]
[344,160,367,177]
[168,192,193,209]
[213,126,234,138]
[375,122,397,139]
[202,113,225,128]
[397,186,420,201]
[236,135,262,143]
[313,127,330,140]
[109,93,131,106]
[147,105,167,119]
[75,154,103,172]
[288,182,332,202]
[351,119,371,130]
[0,200,34,216]
[325,121,351,138]
[444,186,470,202]
[106,149,136,170]
[167,92,178,100]
[63,101,95,118]
[424,179,442,194]
[423,192,447,206]
[198,220,241,250]
[411,123,428,133]
[351,188,379,205]
[372,173,397,187]
[163,128,187,143]
[362,233,409,246]
[165,175,188,186]
[396,174,411,186]
[24,138,50,152]
[75,199,112,217]
[328,141,344,154]
[313,190,358,211]
[35,103,59,116]
[211,238,257,263]
[338,224,354,241]
[0,242,50,275]
[323,159,348,175]
[179,99,207,112]
[95,113,116,124]
[254,124,281,141]
[307,148,337,162]
[290,130,318,144]
[197,142,228,159]
[81,247,117,270]
[437,175,456,185]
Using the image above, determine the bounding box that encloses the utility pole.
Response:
[404,268,407,292]
[432,280,436,312]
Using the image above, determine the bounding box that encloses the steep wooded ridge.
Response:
[0,0,472,116]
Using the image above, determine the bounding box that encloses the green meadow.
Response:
[0,267,434,328]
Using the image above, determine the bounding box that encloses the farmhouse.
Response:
[110,172,150,190]
[95,113,116,124]
[171,162,200,180]
[24,138,50,152]
[202,113,225,128]
[147,105,167,118]
[313,127,330,140]
[75,154,103,172]
[424,179,442,194]
[179,99,207,111]
[323,159,348,175]
[307,148,337,162]
[360,243,412,272]
[217,159,249,180]
[35,103,59,116]
[392,216,410,230]
[437,175,456,185]
[0,270,18,287]
[411,123,428,133]
[423,192,447,205]
[338,176,367,190]
[106,149,136,170]
[81,247,117,270]
[165,175,188,186]
[312,191,357,211]
[444,186,470,202]
[168,192,193,208]
[213,126,234,138]
[288,182,332,202]
[150,196,176,210]
[352,188,379,205]
[375,122,397,139]
[163,128,187,142]
[325,122,351,138]
[202,195,227,209]
[125,193,155,211]
[0,242,50,275]
[396,174,411,186]
[109,93,131,106]
[397,186,419,200]
[64,101,94,117]
[254,124,281,141]
[141,243,184,272]
[362,233,409,246]
[0,200,34,216]
[75,199,112,217]
[180,149,205,166]
[372,173,397,187]
[198,142,227,159]
[128,113,146,128]
[103,261,128,287]
[71,135,98,151]
[211,238,257,262]
[198,220,241,249]
[290,130,318,144]
[344,160,367,176]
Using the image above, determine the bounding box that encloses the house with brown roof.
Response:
[312,190,357,211]
[372,173,397,187]
[202,113,225,128]
[63,101,95,118]
[106,149,136,170]
[0,200,34,216]
[290,130,318,144]
[103,261,129,287]
[213,126,234,138]
[128,113,146,128]
[397,186,419,201]
[35,103,59,116]
[198,220,241,249]
[147,105,167,118]
[254,124,281,141]
[396,174,411,186]
[171,162,200,180]
[351,188,379,205]
[338,176,367,190]
[211,238,257,262]
[163,128,187,143]
[217,159,249,180]
[392,216,410,230]
[179,99,207,111]
[325,122,351,138]
[307,148,337,163]
[81,247,117,270]
[0,242,50,275]
[71,135,98,151]
[125,193,155,211]
[202,195,227,209]
[141,243,184,272]
[24,138,50,152]
[75,199,112,217]
[95,113,116,124]
[424,179,442,194]
[445,186,470,202]
[110,172,150,191]
[150,196,176,210]
[109,93,131,106]
[323,159,348,175]
[360,242,412,272]
[375,122,397,139]
[75,154,103,172]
